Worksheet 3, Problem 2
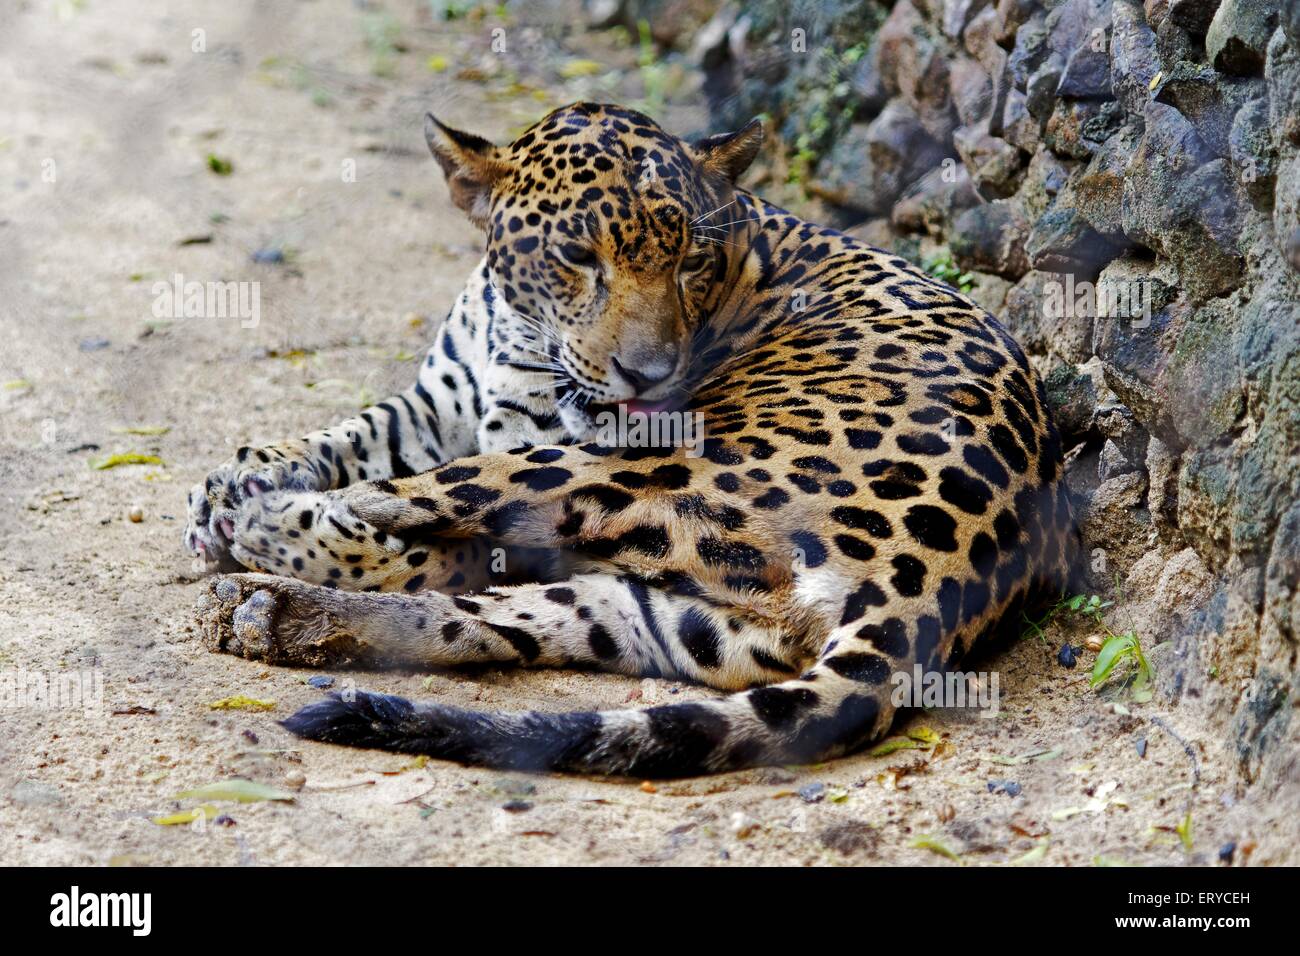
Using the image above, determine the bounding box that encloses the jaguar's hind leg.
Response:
[198,572,816,690]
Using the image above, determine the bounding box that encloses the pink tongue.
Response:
[622,399,673,415]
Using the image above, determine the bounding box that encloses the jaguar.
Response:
[188,102,1078,778]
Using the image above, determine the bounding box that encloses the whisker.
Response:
[700,216,762,230]
[690,196,739,225]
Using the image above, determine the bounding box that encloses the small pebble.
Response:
[987,779,1022,797]
[127,505,144,523]
[241,729,259,744]
[307,675,335,689]
[1135,737,1147,758]
[640,781,657,794]
[79,337,111,352]
[213,814,237,827]
[284,770,306,790]
[251,247,285,264]
[1218,841,1236,864]
[1057,644,1077,668]
[799,782,826,804]
[501,800,532,813]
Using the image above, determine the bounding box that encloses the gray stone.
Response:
[1026,204,1128,275]
[1206,0,1279,74]
[1146,434,1181,537]
[850,43,890,116]
[1266,26,1300,147]
[1063,124,1140,241]
[1100,437,1137,479]
[1044,361,1100,439]
[1017,149,1075,220]
[1057,37,1114,98]
[1044,98,1123,159]
[1079,470,1153,571]
[1228,96,1276,206]
[964,4,1008,74]
[1003,269,1097,362]
[877,0,961,142]
[1111,0,1161,114]
[1121,103,1246,298]
[815,101,951,215]
[1026,54,1066,121]
[1000,86,1042,151]
[943,0,993,39]
[1166,0,1222,34]
[891,163,982,236]
[950,56,995,126]
[950,198,1033,278]
[1285,0,1300,44]
[954,124,1026,197]
[1009,20,1052,90]
[995,0,1040,44]
[1153,61,1266,157]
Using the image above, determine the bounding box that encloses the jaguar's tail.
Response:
[281,667,889,778]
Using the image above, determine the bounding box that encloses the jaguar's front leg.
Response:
[184,299,490,567]
[269,441,781,593]
[227,484,569,593]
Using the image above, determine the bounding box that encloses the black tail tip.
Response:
[281,690,419,748]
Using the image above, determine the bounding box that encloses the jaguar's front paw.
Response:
[228,488,421,591]
[196,573,362,666]
[183,445,322,568]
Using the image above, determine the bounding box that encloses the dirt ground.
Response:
[0,0,1258,866]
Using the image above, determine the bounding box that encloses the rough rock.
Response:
[950,56,995,126]
[950,198,1032,277]
[1145,434,1181,537]
[1229,96,1276,206]
[1026,203,1129,275]
[1061,123,1140,241]
[1057,36,1114,99]
[953,123,1026,197]
[1003,269,1096,363]
[1110,0,1161,114]
[1044,361,1100,439]
[1165,0,1222,34]
[1121,103,1245,299]
[1153,61,1265,158]
[815,100,951,214]
[891,163,982,235]
[1205,0,1279,75]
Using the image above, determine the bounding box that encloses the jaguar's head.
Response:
[424,102,761,427]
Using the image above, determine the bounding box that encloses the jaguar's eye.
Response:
[681,251,711,273]
[559,244,598,268]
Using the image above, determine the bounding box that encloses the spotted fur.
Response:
[188,103,1078,777]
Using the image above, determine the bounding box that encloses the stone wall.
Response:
[619,0,1300,831]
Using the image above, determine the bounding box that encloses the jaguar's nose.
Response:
[611,348,678,393]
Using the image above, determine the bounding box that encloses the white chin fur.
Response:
[559,402,599,441]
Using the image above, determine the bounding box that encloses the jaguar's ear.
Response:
[692,118,764,183]
[424,113,510,228]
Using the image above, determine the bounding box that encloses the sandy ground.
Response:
[0,0,1252,865]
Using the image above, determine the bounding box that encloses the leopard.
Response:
[188,102,1078,778]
